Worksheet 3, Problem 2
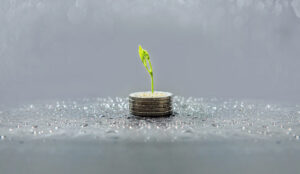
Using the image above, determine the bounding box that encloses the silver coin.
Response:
[130,110,172,114]
[130,111,173,117]
[130,101,172,107]
[129,104,172,109]
[129,91,173,117]
[130,107,172,112]
[129,91,172,101]
[130,102,172,108]
[129,97,171,101]
[129,91,173,98]
[130,109,172,113]
[130,104,172,109]
[129,99,172,105]
[129,97,172,101]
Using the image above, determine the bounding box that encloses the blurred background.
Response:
[0,0,300,106]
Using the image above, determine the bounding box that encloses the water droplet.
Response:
[81,123,88,128]
[183,129,193,134]
[211,123,219,128]
[106,130,118,134]
[38,131,44,135]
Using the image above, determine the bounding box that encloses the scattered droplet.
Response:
[81,123,88,128]
[211,123,218,128]
[106,130,118,134]
[265,104,271,109]
[0,96,298,144]
[262,125,268,129]
[183,129,193,134]
[38,131,44,135]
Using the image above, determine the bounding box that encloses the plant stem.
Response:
[150,73,154,93]
[147,58,154,93]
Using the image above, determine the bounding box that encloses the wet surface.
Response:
[0,97,300,174]
[1,97,300,142]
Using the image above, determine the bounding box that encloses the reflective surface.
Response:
[1,97,300,174]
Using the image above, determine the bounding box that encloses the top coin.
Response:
[129,91,173,99]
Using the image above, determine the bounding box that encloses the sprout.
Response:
[138,45,154,93]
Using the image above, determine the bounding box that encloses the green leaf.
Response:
[138,45,154,93]
[138,45,144,62]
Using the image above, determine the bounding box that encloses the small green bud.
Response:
[138,45,154,93]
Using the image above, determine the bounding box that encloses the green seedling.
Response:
[138,45,154,93]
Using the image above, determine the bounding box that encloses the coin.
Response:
[130,101,172,106]
[129,91,173,117]
[129,98,171,102]
[129,100,171,105]
[130,110,173,117]
[129,104,172,109]
[129,107,172,112]
[129,92,172,100]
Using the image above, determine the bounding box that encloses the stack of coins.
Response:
[129,91,173,117]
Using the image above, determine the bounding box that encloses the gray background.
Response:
[1,0,300,106]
